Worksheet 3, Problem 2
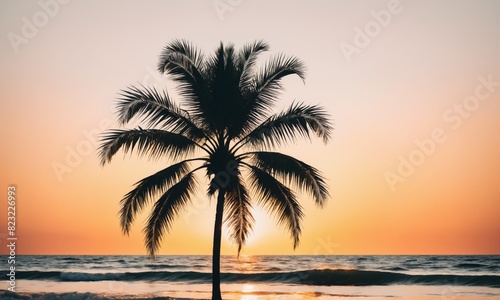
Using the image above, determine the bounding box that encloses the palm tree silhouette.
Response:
[99,40,333,300]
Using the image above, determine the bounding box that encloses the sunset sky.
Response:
[1,0,499,255]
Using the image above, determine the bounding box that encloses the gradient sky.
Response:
[1,0,500,255]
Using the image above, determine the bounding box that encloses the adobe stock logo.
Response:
[51,118,112,182]
[339,0,409,63]
[7,0,70,54]
[50,64,163,183]
[313,236,340,255]
[213,0,244,21]
[384,74,499,192]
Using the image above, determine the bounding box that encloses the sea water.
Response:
[1,255,499,299]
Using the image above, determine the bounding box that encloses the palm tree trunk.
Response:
[212,188,225,300]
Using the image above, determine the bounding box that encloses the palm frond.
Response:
[249,151,329,207]
[99,128,197,165]
[224,175,254,256]
[202,42,237,134]
[247,165,303,248]
[119,160,191,235]
[238,40,269,92]
[144,171,197,257]
[222,41,270,139]
[158,39,204,71]
[238,102,333,150]
[158,41,212,128]
[252,55,306,117]
[116,85,207,141]
[229,55,306,140]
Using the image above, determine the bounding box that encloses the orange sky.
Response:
[1,0,500,255]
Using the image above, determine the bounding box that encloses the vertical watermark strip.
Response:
[6,185,17,292]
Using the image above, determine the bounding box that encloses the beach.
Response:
[1,255,499,299]
[3,284,500,300]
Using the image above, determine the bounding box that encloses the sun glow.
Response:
[242,284,255,293]
[241,294,259,300]
[223,207,273,247]
[240,284,259,300]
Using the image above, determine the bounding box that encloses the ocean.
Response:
[1,255,500,299]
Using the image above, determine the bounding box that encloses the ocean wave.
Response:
[60,272,124,281]
[384,267,408,272]
[143,263,205,270]
[0,291,178,300]
[15,269,500,288]
[264,267,283,272]
[454,263,490,269]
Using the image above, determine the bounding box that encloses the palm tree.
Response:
[99,40,332,300]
